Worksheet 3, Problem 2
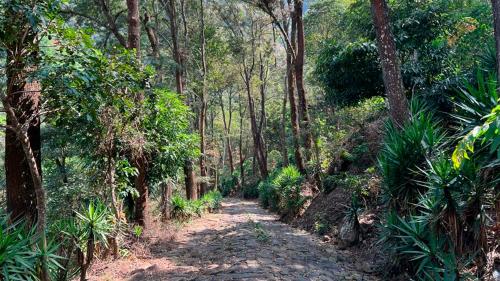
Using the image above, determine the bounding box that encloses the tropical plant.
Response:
[378,102,446,212]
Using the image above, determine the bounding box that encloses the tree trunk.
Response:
[293,0,313,160]
[220,93,235,174]
[166,0,197,200]
[370,0,409,126]
[126,0,149,225]
[239,91,246,186]
[133,157,148,226]
[287,7,307,174]
[492,0,500,87]
[184,160,197,200]
[199,0,209,196]
[5,75,40,223]
[245,77,268,178]
[281,76,289,167]
[143,11,160,58]
[4,7,48,279]
[127,0,141,56]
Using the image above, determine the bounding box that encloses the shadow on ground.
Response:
[123,199,377,281]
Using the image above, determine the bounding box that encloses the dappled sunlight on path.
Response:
[90,198,378,281]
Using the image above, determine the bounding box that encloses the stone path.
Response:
[91,198,378,281]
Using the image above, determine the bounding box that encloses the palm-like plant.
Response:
[378,104,446,212]
[0,216,38,281]
[74,200,114,281]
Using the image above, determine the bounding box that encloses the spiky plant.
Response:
[378,103,445,212]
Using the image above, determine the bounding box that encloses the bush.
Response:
[220,174,238,197]
[272,166,306,215]
[201,190,223,211]
[171,191,223,220]
[258,180,278,210]
[378,104,445,212]
[170,194,193,220]
[242,183,259,199]
[0,215,39,280]
[315,41,384,106]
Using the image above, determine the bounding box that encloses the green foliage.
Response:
[201,190,223,211]
[171,191,223,221]
[257,166,306,215]
[132,225,143,239]
[315,41,383,105]
[378,104,445,211]
[220,173,239,197]
[452,76,500,169]
[380,212,461,281]
[0,216,39,280]
[258,180,278,210]
[74,200,115,249]
[170,194,192,221]
[313,214,330,236]
[242,183,259,199]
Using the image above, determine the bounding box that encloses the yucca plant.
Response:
[378,105,446,213]
[380,212,460,281]
[0,216,38,281]
[452,73,498,134]
[417,157,465,254]
[75,200,114,281]
[272,166,305,215]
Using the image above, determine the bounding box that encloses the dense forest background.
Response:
[1,0,500,280]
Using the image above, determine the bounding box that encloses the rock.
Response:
[322,235,332,242]
[339,218,360,247]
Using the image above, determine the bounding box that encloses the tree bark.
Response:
[199,0,209,196]
[239,91,246,186]
[370,0,409,126]
[97,0,128,47]
[491,0,500,228]
[286,6,306,174]
[127,0,141,57]
[220,93,235,174]
[143,11,160,58]
[281,76,289,167]
[243,69,268,178]
[5,75,40,223]
[166,0,198,200]
[293,0,313,160]
[133,156,148,225]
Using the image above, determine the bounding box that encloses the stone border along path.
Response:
[94,198,379,281]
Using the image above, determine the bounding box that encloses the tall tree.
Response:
[125,0,149,225]
[165,0,198,200]
[370,0,409,126]
[490,0,500,225]
[2,1,49,278]
[293,0,313,159]
[199,0,209,195]
[286,1,306,174]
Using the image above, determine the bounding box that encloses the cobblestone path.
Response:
[90,198,378,281]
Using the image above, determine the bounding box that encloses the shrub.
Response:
[220,174,238,197]
[242,183,259,199]
[315,41,384,106]
[0,216,39,280]
[201,190,223,211]
[380,212,461,280]
[170,194,193,220]
[258,180,278,210]
[272,166,306,215]
[378,104,445,212]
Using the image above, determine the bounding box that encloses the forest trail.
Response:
[89,198,378,281]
